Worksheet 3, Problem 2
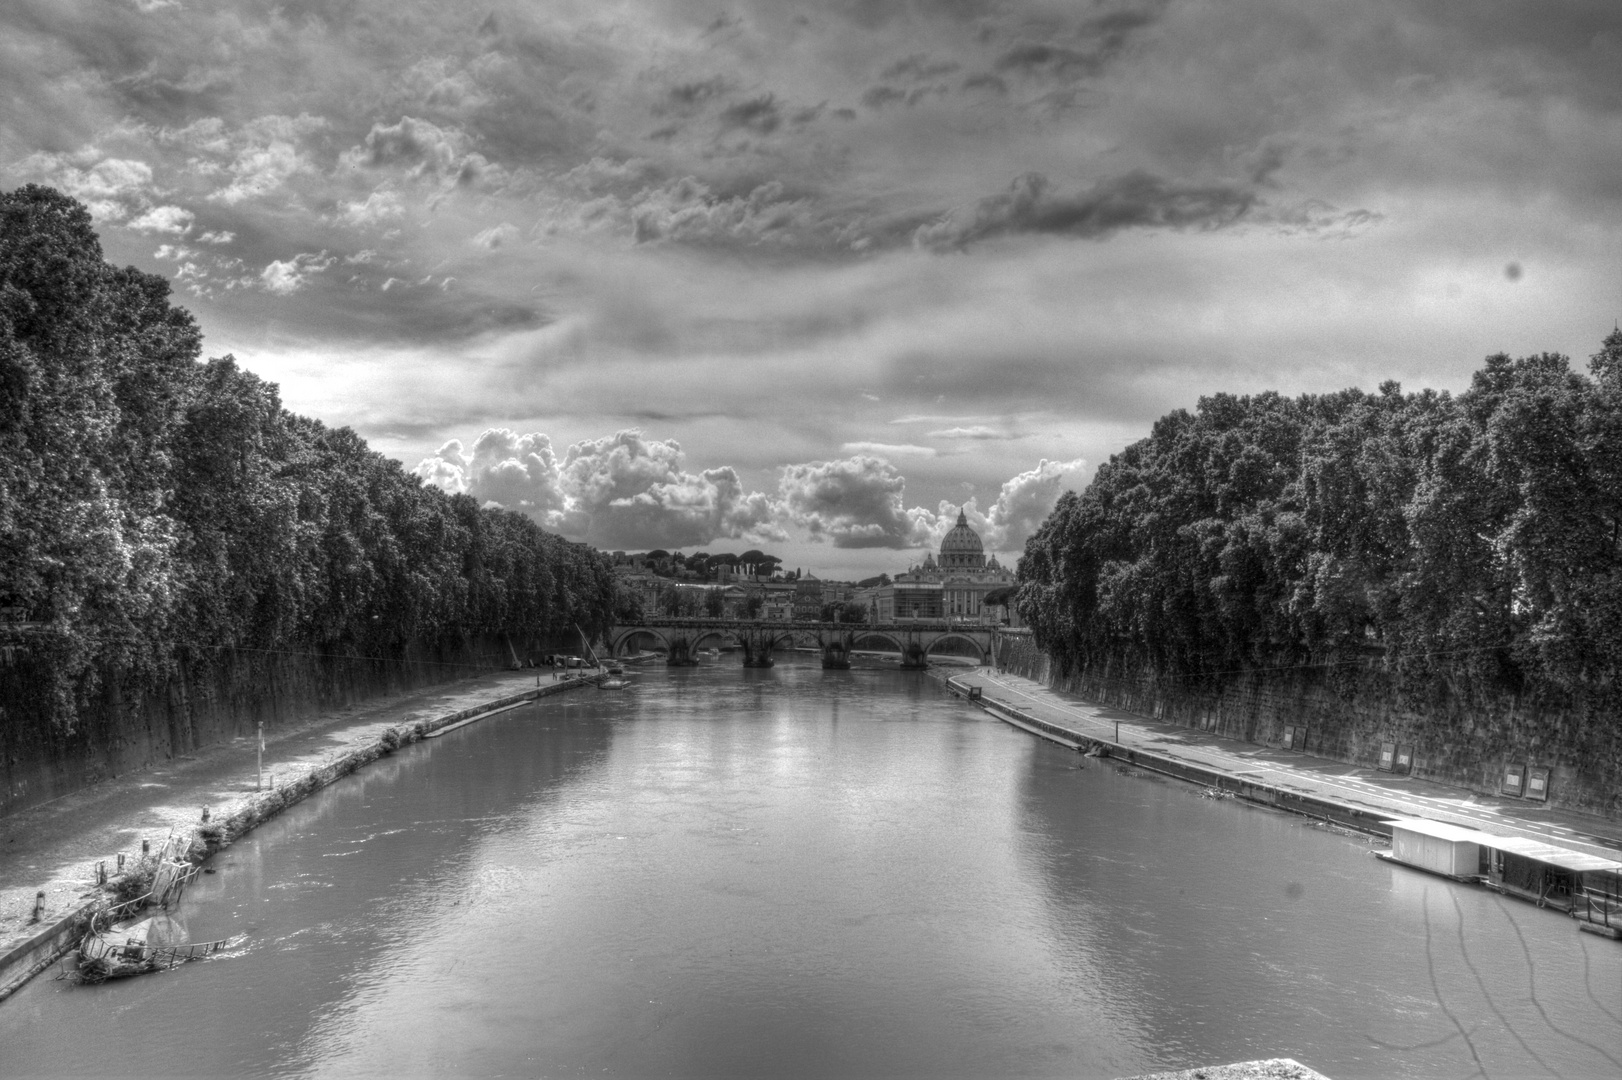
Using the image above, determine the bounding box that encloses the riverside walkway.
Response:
[951,668,1622,860]
[0,668,591,999]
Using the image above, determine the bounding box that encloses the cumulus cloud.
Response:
[204,114,327,205]
[910,458,1086,552]
[414,423,1083,557]
[982,457,1087,550]
[417,429,782,549]
[776,456,934,549]
[23,155,154,221]
[260,251,334,295]
[126,204,193,234]
[472,222,521,249]
[340,190,405,227]
[914,171,1255,251]
[346,116,472,180]
[628,177,812,246]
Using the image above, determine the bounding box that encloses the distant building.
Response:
[874,509,1014,624]
[793,575,824,620]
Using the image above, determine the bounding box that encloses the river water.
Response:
[4,657,1619,1079]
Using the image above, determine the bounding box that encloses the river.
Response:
[3,656,1619,1078]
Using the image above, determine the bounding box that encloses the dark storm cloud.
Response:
[961,73,1008,94]
[913,170,1255,250]
[717,94,782,134]
[860,86,907,110]
[880,54,961,81]
[656,76,732,117]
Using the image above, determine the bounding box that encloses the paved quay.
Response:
[950,667,1622,859]
[0,668,588,989]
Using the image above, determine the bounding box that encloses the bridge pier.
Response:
[739,628,776,668]
[899,642,929,670]
[819,629,853,669]
[666,637,698,667]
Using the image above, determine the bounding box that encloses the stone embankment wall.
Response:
[0,633,575,817]
[0,675,597,1003]
[992,631,1622,818]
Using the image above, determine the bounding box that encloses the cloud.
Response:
[628,177,812,246]
[860,86,907,110]
[656,77,732,117]
[126,204,193,234]
[927,426,1008,439]
[881,55,961,82]
[417,429,783,549]
[23,156,154,221]
[717,94,782,135]
[260,251,334,295]
[340,190,405,227]
[345,116,472,181]
[196,230,235,244]
[204,114,327,205]
[776,456,933,549]
[472,222,521,249]
[982,457,1087,551]
[913,170,1255,250]
[840,441,936,457]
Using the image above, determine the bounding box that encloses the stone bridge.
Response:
[606,618,998,669]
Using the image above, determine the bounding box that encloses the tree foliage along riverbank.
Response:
[1016,336,1622,716]
[0,186,615,731]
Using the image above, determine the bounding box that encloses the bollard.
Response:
[117,852,125,870]
[201,806,209,823]
[97,862,107,885]
[32,891,45,921]
[142,838,150,855]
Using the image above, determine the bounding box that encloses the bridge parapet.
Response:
[607,618,1001,667]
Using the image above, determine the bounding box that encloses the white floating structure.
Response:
[1379,817,1487,881]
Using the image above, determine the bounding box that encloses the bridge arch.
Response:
[849,631,906,656]
[688,629,738,653]
[924,632,989,663]
[609,628,670,657]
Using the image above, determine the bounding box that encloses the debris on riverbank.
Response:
[1120,1058,1331,1080]
[1,674,602,1002]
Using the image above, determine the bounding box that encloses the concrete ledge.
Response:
[957,682,1395,839]
[0,907,94,1002]
[0,674,599,1005]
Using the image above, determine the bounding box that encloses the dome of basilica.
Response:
[947,505,979,554]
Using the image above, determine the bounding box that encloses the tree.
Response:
[705,587,725,617]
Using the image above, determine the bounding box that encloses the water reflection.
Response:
[2,659,1617,1080]
[1015,751,1622,1078]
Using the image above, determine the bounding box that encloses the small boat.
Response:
[598,676,631,689]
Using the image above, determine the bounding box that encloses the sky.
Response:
[5,1,1622,579]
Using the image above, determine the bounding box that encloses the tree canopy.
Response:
[0,185,615,731]
[1016,340,1622,711]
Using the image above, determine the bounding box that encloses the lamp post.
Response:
[256,720,264,791]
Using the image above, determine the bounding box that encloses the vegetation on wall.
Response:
[0,186,614,732]
[1016,337,1622,714]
